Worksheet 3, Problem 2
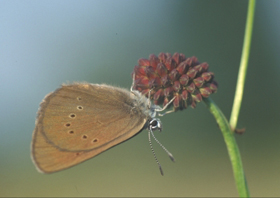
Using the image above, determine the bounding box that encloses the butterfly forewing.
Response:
[31,83,148,173]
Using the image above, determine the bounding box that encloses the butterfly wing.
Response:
[31,83,148,173]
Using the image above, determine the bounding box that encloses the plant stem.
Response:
[229,0,256,129]
[202,1,256,196]
[203,97,250,197]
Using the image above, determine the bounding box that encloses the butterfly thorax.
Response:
[130,90,160,119]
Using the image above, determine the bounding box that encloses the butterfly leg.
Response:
[154,96,176,117]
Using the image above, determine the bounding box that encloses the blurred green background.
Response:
[1,0,280,197]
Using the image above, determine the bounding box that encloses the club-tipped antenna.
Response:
[150,129,175,162]
[148,130,164,176]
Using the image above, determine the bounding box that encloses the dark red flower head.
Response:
[132,52,218,111]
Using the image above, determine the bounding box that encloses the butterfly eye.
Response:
[149,118,162,132]
[151,120,158,127]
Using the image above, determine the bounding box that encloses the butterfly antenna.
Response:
[148,130,164,176]
[150,130,175,162]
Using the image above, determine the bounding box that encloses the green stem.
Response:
[202,1,256,196]
[229,0,256,129]
[203,97,250,197]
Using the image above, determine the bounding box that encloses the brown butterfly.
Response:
[31,79,174,175]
